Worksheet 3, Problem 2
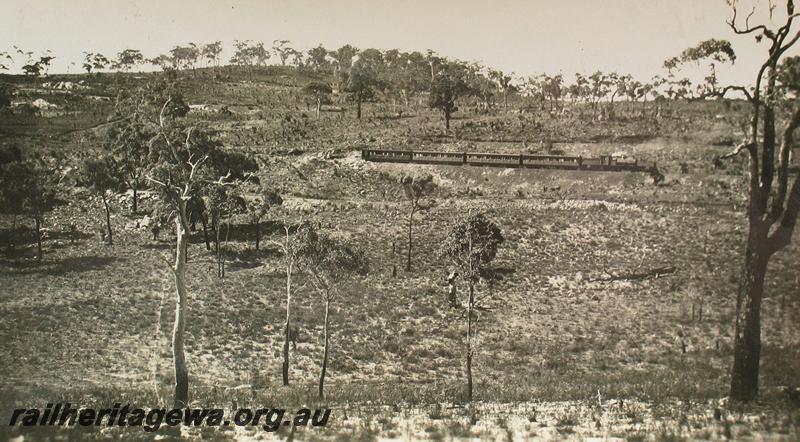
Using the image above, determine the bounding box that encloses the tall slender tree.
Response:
[296,224,368,399]
[270,219,305,387]
[80,155,121,245]
[673,0,800,402]
[438,212,503,402]
[142,90,253,406]
[399,174,436,272]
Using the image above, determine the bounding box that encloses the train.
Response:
[361,149,654,173]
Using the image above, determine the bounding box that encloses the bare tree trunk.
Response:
[318,297,330,400]
[445,111,451,130]
[34,214,42,261]
[172,200,189,407]
[255,222,261,251]
[201,215,211,251]
[221,222,229,278]
[283,255,292,386]
[392,241,397,278]
[213,218,220,254]
[406,210,413,271]
[216,220,222,278]
[316,99,321,118]
[730,225,769,402]
[102,194,113,246]
[356,96,362,119]
[466,281,474,402]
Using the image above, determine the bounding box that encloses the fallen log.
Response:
[590,266,677,282]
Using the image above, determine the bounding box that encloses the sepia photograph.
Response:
[1,0,799,440]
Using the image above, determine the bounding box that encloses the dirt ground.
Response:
[0,71,798,440]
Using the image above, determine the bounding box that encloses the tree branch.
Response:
[690,84,756,103]
[720,141,756,160]
[588,266,676,282]
[768,174,800,253]
[146,174,180,202]
[770,102,800,220]
[728,5,772,38]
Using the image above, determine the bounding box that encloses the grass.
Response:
[0,69,798,439]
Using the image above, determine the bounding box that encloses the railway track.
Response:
[361,149,655,173]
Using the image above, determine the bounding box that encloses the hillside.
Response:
[0,68,798,440]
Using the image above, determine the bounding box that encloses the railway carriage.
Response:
[361,148,652,173]
[521,154,581,170]
[361,149,412,162]
[465,153,522,167]
[410,150,466,165]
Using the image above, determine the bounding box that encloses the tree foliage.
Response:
[664,39,736,71]
[399,174,436,271]
[114,49,144,72]
[297,226,369,295]
[82,52,109,74]
[428,64,471,129]
[438,212,504,282]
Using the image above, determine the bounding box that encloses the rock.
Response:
[32,98,58,109]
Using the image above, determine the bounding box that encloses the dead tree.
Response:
[674,0,800,401]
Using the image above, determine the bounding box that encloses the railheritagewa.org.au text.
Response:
[9,403,331,432]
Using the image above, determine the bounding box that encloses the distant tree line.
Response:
[1,39,741,129]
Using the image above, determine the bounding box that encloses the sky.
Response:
[1,0,798,86]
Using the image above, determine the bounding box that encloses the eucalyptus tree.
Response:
[246,188,283,251]
[328,44,359,74]
[130,80,256,406]
[437,212,504,401]
[115,49,144,72]
[672,0,800,402]
[202,41,223,69]
[488,70,515,110]
[384,51,429,109]
[170,44,201,72]
[269,219,307,387]
[0,155,56,261]
[295,224,368,399]
[425,49,444,81]
[302,82,333,118]
[205,185,246,278]
[231,40,269,78]
[399,174,436,271]
[80,155,122,245]
[104,119,151,213]
[83,52,109,74]
[306,45,330,71]
[588,71,612,118]
[272,40,298,66]
[342,58,382,119]
[609,73,632,115]
[568,73,590,107]
[541,73,564,112]
[428,62,471,130]
[664,38,735,97]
